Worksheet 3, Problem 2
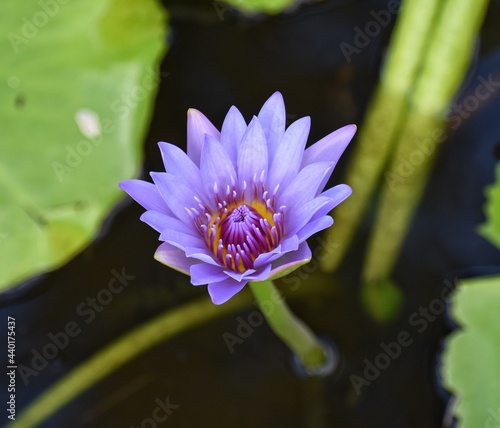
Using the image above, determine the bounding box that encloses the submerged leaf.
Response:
[361,278,403,323]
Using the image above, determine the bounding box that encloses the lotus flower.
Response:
[120,92,356,304]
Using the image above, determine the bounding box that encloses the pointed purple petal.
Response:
[252,248,283,269]
[185,247,221,266]
[140,211,198,236]
[268,242,312,280]
[245,263,272,281]
[284,196,334,236]
[315,184,352,219]
[281,185,348,239]
[208,277,248,305]
[297,216,333,242]
[224,269,256,282]
[278,162,334,212]
[119,179,172,215]
[154,242,193,275]
[160,228,206,250]
[201,135,237,197]
[187,108,221,166]
[253,235,299,268]
[302,124,356,167]
[267,116,310,191]
[190,263,228,285]
[158,142,206,198]
[280,235,300,252]
[150,172,201,225]
[257,92,285,162]
[220,106,247,168]
[302,125,355,194]
[237,117,268,190]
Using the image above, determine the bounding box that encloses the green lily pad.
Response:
[0,0,167,291]
[442,276,500,428]
[479,162,500,249]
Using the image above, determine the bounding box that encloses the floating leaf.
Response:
[0,0,167,291]
[442,276,500,428]
[479,162,500,249]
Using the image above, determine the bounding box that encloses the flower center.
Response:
[220,204,260,247]
[193,178,285,273]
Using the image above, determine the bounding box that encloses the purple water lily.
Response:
[120,92,356,304]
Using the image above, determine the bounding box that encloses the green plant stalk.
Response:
[362,0,489,284]
[362,115,443,284]
[321,0,443,272]
[412,0,488,115]
[10,293,252,428]
[249,280,326,369]
[382,0,444,94]
[320,87,407,272]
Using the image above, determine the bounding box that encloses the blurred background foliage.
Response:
[0,0,167,291]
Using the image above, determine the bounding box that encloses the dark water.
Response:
[2,0,500,427]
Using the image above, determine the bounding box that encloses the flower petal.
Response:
[268,242,312,280]
[253,235,299,268]
[224,269,256,282]
[237,117,268,189]
[278,162,334,212]
[140,210,198,236]
[245,263,272,281]
[187,108,221,166]
[258,92,286,162]
[208,277,248,305]
[317,184,352,215]
[220,106,247,168]
[190,263,228,285]
[158,142,206,199]
[160,228,206,250]
[154,242,194,275]
[267,116,311,191]
[201,134,237,197]
[284,196,335,236]
[301,124,356,167]
[185,247,221,266]
[119,179,172,215]
[285,184,351,236]
[296,216,333,242]
[302,124,356,194]
[150,172,202,225]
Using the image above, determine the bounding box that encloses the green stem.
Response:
[362,0,489,285]
[412,0,489,115]
[10,293,252,428]
[320,0,443,273]
[249,280,326,370]
[322,0,488,278]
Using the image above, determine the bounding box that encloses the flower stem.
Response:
[362,0,488,285]
[249,280,328,372]
[320,0,443,273]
